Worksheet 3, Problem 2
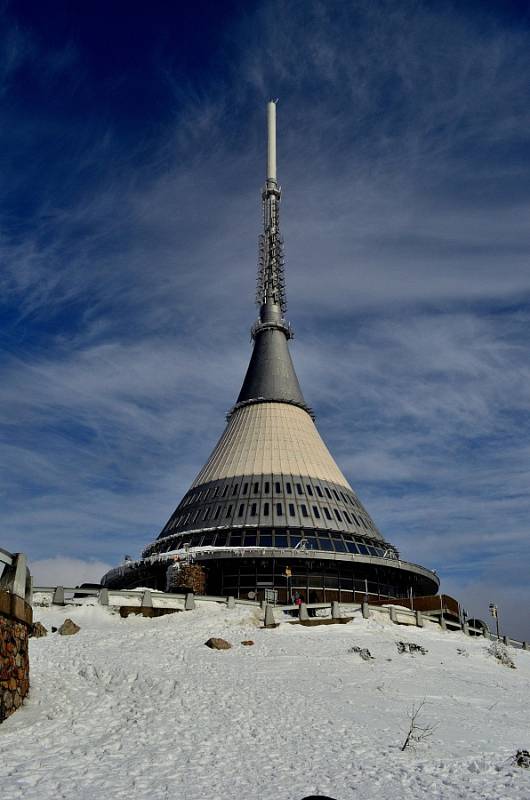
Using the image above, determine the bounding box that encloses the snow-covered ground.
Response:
[1,602,530,800]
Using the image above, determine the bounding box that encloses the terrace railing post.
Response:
[439,614,447,631]
[226,595,236,609]
[184,593,195,610]
[99,588,109,606]
[331,601,340,620]
[361,601,370,619]
[141,590,153,608]
[415,610,424,628]
[389,606,397,624]
[12,553,28,600]
[502,635,509,646]
[264,603,276,628]
[53,586,65,605]
[299,603,309,622]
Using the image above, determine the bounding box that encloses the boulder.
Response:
[204,637,232,650]
[57,619,81,636]
[30,621,48,638]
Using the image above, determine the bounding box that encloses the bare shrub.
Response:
[488,641,516,669]
[400,700,437,752]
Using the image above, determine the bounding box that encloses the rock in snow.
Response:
[57,619,81,636]
[204,637,232,650]
[30,621,48,638]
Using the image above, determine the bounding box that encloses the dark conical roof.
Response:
[236,324,307,409]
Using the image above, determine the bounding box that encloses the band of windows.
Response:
[149,528,394,558]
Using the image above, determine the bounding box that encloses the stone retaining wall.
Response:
[0,591,32,722]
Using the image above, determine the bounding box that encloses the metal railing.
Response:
[31,584,530,649]
[0,548,32,603]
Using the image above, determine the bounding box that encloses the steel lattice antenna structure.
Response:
[102,102,439,605]
[256,102,287,318]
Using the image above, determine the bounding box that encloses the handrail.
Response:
[0,549,32,603]
[31,585,529,649]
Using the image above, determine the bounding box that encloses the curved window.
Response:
[216,532,228,546]
[332,538,347,552]
[317,534,333,551]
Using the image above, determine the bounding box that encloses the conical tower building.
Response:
[102,103,439,602]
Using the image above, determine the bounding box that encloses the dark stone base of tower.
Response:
[102,102,440,604]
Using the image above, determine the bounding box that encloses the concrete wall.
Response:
[0,591,32,722]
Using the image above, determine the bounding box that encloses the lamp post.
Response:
[489,602,500,640]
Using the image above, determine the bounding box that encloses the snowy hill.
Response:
[1,602,530,800]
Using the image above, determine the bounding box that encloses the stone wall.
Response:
[0,591,32,723]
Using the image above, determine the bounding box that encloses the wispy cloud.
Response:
[1,2,530,639]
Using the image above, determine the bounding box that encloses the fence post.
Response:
[331,601,340,620]
[226,595,236,609]
[439,614,447,631]
[361,601,370,619]
[264,604,276,628]
[389,606,397,624]
[415,610,424,628]
[184,593,195,610]
[141,590,153,608]
[299,603,309,622]
[99,588,109,606]
[12,553,28,600]
[53,586,65,605]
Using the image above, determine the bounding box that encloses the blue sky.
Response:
[2,1,530,638]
